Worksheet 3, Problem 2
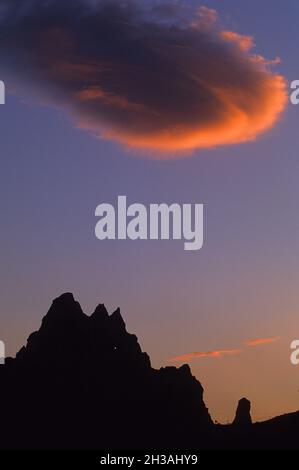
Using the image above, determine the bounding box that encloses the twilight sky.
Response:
[0,0,299,423]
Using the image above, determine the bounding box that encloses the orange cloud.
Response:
[221,31,255,52]
[104,74,286,154]
[168,348,242,363]
[191,6,219,30]
[0,1,287,155]
[244,336,280,347]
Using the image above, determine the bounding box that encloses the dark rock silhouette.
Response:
[233,398,252,427]
[1,293,299,449]
[0,293,212,449]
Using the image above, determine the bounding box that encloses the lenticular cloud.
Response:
[0,0,287,154]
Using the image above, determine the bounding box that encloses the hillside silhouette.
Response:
[0,293,299,449]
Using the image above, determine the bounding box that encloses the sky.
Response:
[0,0,299,423]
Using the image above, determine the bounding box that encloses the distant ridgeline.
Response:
[1,293,299,449]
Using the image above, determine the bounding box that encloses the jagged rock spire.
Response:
[233,397,252,427]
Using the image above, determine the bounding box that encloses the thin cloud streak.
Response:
[168,348,242,363]
[169,335,281,363]
[244,336,280,346]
